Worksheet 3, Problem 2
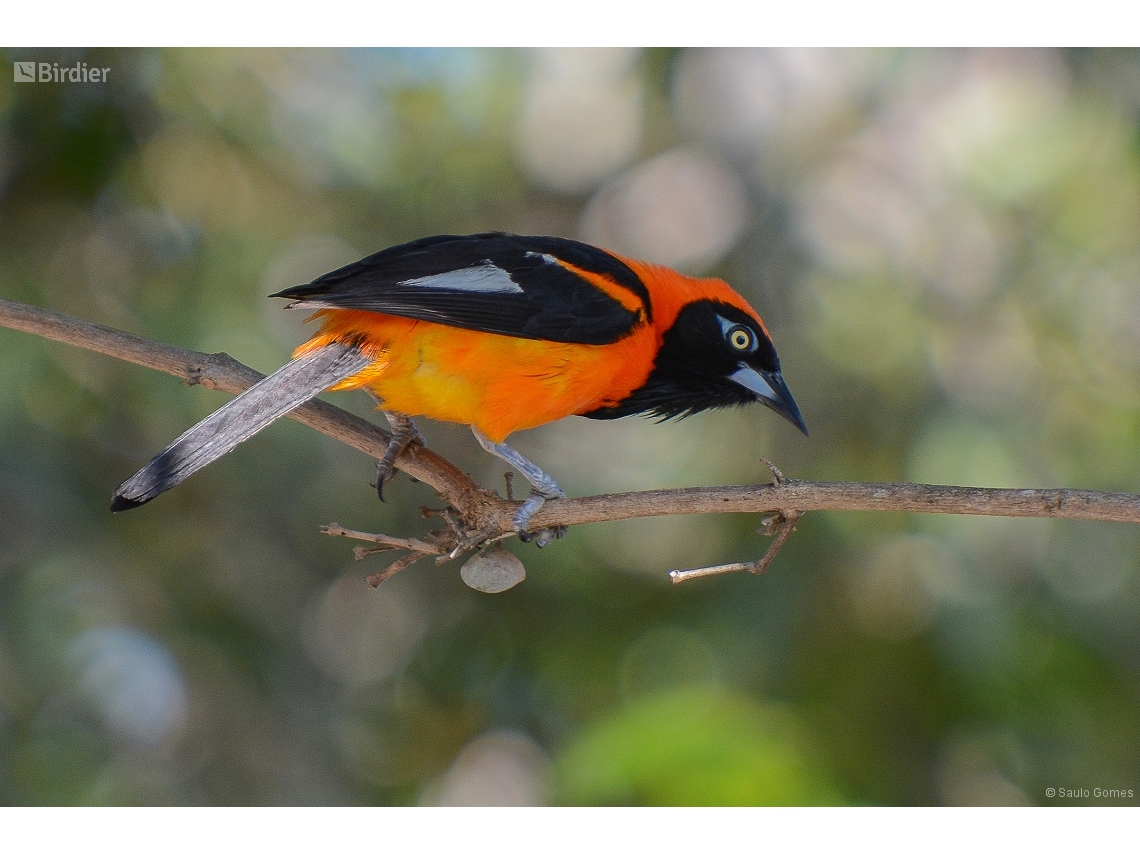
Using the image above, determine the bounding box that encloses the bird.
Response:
[112,233,807,546]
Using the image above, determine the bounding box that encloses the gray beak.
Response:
[729,365,809,436]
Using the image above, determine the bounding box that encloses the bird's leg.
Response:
[374,411,423,501]
[471,427,566,547]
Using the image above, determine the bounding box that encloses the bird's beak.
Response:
[730,365,809,436]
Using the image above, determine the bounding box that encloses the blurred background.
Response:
[1,47,1139,806]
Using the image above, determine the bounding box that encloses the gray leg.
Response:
[471,427,566,547]
[374,411,422,501]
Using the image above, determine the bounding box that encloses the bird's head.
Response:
[582,295,807,432]
[577,257,807,433]
[645,298,808,434]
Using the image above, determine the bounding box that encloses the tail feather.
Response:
[112,343,371,510]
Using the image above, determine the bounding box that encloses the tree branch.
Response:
[0,296,484,508]
[5,295,1140,585]
[523,481,1140,528]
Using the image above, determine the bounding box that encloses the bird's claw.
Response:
[516,525,566,547]
[512,489,567,547]
[375,413,422,502]
[470,427,567,549]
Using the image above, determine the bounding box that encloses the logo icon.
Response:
[14,62,35,82]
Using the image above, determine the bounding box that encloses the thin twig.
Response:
[421,507,463,536]
[364,552,431,587]
[752,509,802,573]
[321,523,439,555]
[670,509,803,584]
[760,456,786,485]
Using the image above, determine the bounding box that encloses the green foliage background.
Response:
[1,48,1139,806]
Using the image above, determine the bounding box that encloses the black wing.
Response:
[270,233,651,345]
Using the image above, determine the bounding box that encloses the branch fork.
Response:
[669,457,805,584]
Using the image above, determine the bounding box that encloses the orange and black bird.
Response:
[112,233,807,545]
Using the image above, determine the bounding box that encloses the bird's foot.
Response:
[471,427,567,547]
[513,488,568,548]
[374,412,422,501]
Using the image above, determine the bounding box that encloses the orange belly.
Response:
[294,310,658,442]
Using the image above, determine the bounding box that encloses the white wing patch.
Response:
[525,251,559,265]
[402,261,523,294]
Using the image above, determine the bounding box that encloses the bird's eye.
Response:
[728,326,754,351]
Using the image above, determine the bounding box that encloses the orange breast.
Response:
[294,310,658,443]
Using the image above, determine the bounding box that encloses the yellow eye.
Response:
[729,327,753,351]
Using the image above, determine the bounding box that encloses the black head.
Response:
[583,300,808,434]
